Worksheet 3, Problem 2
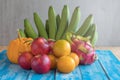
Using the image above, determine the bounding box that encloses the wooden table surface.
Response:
[0,46,120,60]
[0,46,120,80]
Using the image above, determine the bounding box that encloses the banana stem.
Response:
[17,29,22,42]
[66,32,73,44]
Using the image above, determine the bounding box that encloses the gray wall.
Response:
[0,0,120,46]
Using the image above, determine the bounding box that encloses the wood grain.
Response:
[96,50,120,79]
[56,67,82,80]
[0,46,8,52]
[0,49,120,79]
[27,70,55,80]
[95,46,120,60]
[79,60,108,80]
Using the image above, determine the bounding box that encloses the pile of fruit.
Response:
[7,5,98,74]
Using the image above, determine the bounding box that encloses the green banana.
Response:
[62,7,81,38]
[56,14,61,32]
[24,28,29,38]
[18,28,26,38]
[90,24,98,46]
[93,31,98,46]
[45,20,49,38]
[24,19,38,39]
[48,6,57,39]
[83,24,94,38]
[76,14,93,36]
[34,12,48,39]
[56,5,69,40]
[91,31,98,46]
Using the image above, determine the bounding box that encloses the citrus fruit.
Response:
[69,52,79,67]
[57,56,75,73]
[48,54,57,69]
[53,40,71,58]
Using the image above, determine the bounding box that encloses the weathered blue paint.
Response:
[56,67,82,80]
[79,60,108,80]
[96,50,120,80]
[27,70,55,80]
[0,50,10,64]
[0,50,7,60]
[0,60,30,80]
[0,50,31,80]
[0,50,120,80]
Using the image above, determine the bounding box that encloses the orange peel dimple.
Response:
[53,40,71,58]
[57,56,75,73]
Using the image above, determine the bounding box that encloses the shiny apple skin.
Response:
[31,54,51,74]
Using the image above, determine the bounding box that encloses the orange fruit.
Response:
[53,40,71,58]
[69,52,80,67]
[57,56,75,73]
[48,54,57,69]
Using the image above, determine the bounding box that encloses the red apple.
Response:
[18,52,33,70]
[47,39,55,54]
[31,37,50,55]
[31,54,51,74]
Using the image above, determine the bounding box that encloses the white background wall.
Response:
[0,0,120,46]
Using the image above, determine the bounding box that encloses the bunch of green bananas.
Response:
[18,5,98,46]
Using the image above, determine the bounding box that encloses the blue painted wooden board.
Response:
[0,50,120,80]
[96,50,120,80]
